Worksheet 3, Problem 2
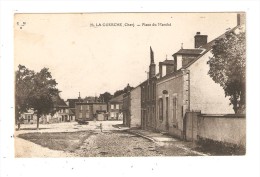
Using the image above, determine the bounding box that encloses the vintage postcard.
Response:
[14,12,246,158]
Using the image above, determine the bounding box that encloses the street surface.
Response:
[15,121,203,157]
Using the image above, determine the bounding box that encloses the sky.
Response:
[14,13,237,100]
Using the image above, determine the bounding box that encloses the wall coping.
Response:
[198,114,246,118]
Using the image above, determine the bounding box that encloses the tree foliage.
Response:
[15,65,60,129]
[113,84,134,98]
[207,30,246,113]
[99,92,113,103]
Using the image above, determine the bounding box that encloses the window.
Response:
[100,106,102,110]
[80,105,83,110]
[116,104,119,109]
[86,112,89,118]
[79,113,82,118]
[86,105,89,110]
[166,97,169,129]
[111,104,114,109]
[159,98,163,120]
[172,97,177,122]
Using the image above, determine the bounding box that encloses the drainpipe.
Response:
[187,70,191,111]
[182,69,191,140]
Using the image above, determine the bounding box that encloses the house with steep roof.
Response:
[52,95,70,122]
[155,15,244,139]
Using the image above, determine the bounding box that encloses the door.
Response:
[142,110,146,129]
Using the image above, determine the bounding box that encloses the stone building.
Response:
[75,102,107,121]
[122,85,141,128]
[155,21,244,138]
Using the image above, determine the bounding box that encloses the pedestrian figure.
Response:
[100,123,103,132]
[17,116,24,131]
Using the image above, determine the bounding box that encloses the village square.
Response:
[14,13,246,157]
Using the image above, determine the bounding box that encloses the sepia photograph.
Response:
[14,12,246,158]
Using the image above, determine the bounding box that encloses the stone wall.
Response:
[185,112,246,148]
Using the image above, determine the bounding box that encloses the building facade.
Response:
[108,94,123,120]
[52,95,70,122]
[75,102,107,121]
[155,27,242,139]
[122,86,141,128]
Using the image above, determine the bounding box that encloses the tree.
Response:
[15,65,60,129]
[207,30,246,114]
[99,92,113,103]
[113,84,134,98]
[15,65,35,124]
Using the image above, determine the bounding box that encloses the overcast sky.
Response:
[14,13,237,100]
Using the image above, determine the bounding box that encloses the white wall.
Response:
[130,86,141,127]
[197,115,246,147]
[188,51,234,114]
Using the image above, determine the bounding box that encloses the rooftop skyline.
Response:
[14,13,237,99]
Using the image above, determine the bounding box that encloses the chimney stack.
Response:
[149,46,156,78]
[194,32,208,48]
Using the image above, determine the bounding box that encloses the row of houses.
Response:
[21,92,124,124]
[122,14,245,140]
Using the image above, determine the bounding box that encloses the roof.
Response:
[157,26,241,83]
[157,69,184,83]
[66,99,82,108]
[160,59,174,65]
[183,25,240,69]
[75,102,107,105]
[52,95,68,108]
[173,49,203,55]
[109,94,123,103]
[69,108,75,115]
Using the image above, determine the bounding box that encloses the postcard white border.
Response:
[0,1,259,177]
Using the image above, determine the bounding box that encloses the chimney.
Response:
[194,32,208,48]
[237,13,245,26]
[149,46,156,78]
[78,92,81,101]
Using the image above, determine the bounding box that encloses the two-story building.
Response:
[155,20,244,139]
[75,102,107,121]
[52,95,70,122]
[66,93,84,121]
[108,94,123,120]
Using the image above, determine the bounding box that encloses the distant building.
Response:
[66,93,84,121]
[122,85,141,128]
[108,94,123,120]
[75,102,107,121]
[21,109,37,124]
[52,95,70,122]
